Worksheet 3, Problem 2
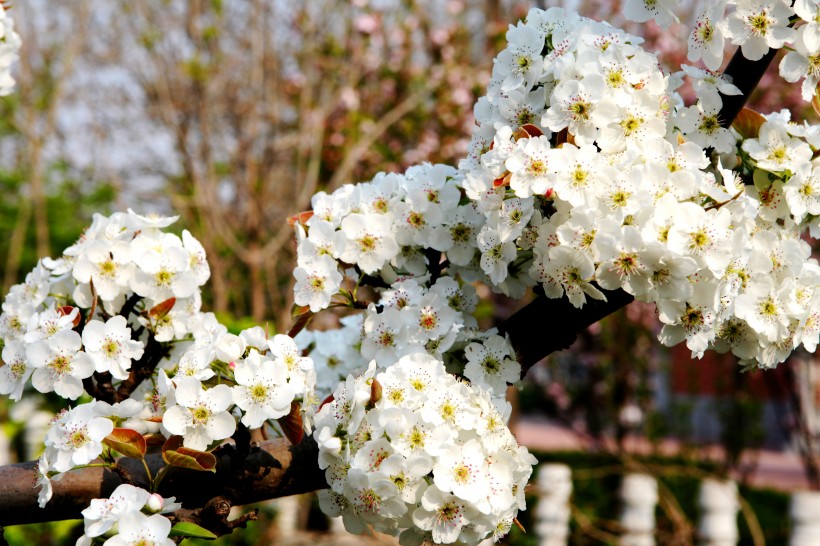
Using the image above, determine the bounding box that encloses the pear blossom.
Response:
[0,340,32,400]
[127,209,179,230]
[734,278,791,343]
[505,136,553,197]
[27,330,94,399]
[477,228,517,284]
[103,512,174,546]
[79,484,152,540]
[463,335,520,395]
[623,0,679,28]
[232,349,298,428]
[162,377,236,451]
[688,1,728,71]
[779,25,820,101]
[43,401,114,473]
[676,100,736,153]
[129,233,198,301]
[24,307,80,344]
[82,316,144,380]
[742,121,813,173]
[412,486,478,544]
[339,213,399,275]
[680,65,741,111]
[724,0,796,61]
[293,254,343,312]
[784,166,820,221]
[72,239,134,304]
[794,0,820,50]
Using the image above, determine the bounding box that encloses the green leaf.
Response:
[169,522,218,540]
[103,428,146,459]
[162,435,217,472]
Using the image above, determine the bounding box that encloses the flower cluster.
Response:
[458,7,820,368]
[292,7,820,372]
[293,163,482,308]
[0,210,212,401]
[76,484,180,546]
[313,354,536,545]
[0,4,19,96]
[0,211,315,510]
[631,0,820,104]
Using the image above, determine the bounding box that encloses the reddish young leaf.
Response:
[162,435,184,452]
[103,428,147,459]
[287,210,314,227]
[519,123,544,138]
[493,171,512,188]
[732,107,765,139]
[148,297,176,320]
[87,279,98,324]
[277,401,304,445]
[813,84,820,118]
[287,305,314,338]
[318,393,335,412]
[368,378,382,409]
[144,433,167,447]
[555,127,575,146]
[57,306,82,328]
[162,436,217,472]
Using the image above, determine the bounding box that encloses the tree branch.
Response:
[0,437,325,526]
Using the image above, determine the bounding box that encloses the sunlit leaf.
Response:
[162,435,217,472]
[103,428,146,459]
[287,210,314,227]
[169,522,218,540]
[287,305,313,338]
[368,378,382,408]
[148,297,176,320]
[732,107,765,139]
[277,401,304,445]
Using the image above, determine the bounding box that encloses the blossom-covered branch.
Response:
[0,437,325,527]
[3,2,820,544]
[501,32,782,375]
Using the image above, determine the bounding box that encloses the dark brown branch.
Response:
[0,437,326,526]
[718,47,778,129]
[171,497,259,537]
[500,288,635,373]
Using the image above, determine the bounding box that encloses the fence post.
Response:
[697,478,739,546]
[790,491,820,546]
[535,463,573,546]
[275,495,301,534]
[620,473,658,546]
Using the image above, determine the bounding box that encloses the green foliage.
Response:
[4,520,82,546]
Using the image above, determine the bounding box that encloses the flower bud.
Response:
[144,493,164,514]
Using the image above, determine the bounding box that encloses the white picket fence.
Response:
[529,464,819,546]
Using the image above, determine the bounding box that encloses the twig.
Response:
[737,492,766,546]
